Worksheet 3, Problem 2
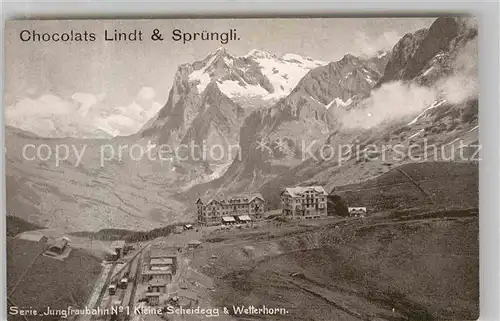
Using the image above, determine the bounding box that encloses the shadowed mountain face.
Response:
[6,17,478,231]
[377,17,477,86]
[140,48,327,151]
[178,52,391,200]
[183,17,478,207]
[256,17,479,207]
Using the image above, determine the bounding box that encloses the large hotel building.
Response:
[196,193,265,226]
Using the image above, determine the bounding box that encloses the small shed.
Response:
[148,281,167,294]
[187,240,202,249]
[145,292,160,305]
[149,249,177,273]
[48,238,68,255]
[348,207,367,217]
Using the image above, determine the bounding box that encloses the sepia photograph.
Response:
[5,17,479,321]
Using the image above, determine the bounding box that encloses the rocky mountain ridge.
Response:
[183,17,478,208]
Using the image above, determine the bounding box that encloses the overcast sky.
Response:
[5,18,436,107]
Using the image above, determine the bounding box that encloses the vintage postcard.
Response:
[5,17,478,321]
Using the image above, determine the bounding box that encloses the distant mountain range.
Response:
[139,48,329,155]
[5,17,478,231]
[5,87,163,138]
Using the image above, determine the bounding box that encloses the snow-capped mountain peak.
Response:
[215,46,227,53]
[244,49,274,59]
[281,53,326,68]
[187,48,328,105]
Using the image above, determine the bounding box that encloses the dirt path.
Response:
[77,262,116,321]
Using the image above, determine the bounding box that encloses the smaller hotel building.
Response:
[281,186,328,219]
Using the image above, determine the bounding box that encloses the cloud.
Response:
[72,92,106,118]
[72,92,98,107]
[6,94,76,119]
[438,38,478,104]
[137,86,156,101]
[5,94,86,136]
[6,87,163,138]
[355,31,401,57]
[337,36,478,129]
[336,82,438,129]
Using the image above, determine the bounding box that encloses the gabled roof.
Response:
[49,238,68,250]
[196,193,226,204]
[248,193,264,202]
[283,186,327,197]
[197,196,222,205]
[197,193,264,206]
[208,198,222,205]
[228,193,264,203]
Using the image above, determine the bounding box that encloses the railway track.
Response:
[98,243,151,321]
[128,249,145,315]
[123,249,142,309]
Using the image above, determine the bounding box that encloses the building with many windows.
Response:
[196,193,265,226]
[281,186,328,219]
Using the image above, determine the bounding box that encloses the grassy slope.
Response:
[196,211,478,321]
[258,97,478,209]
[334,161,478,213]
[7,238,102,320]
[261,161,478,212]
